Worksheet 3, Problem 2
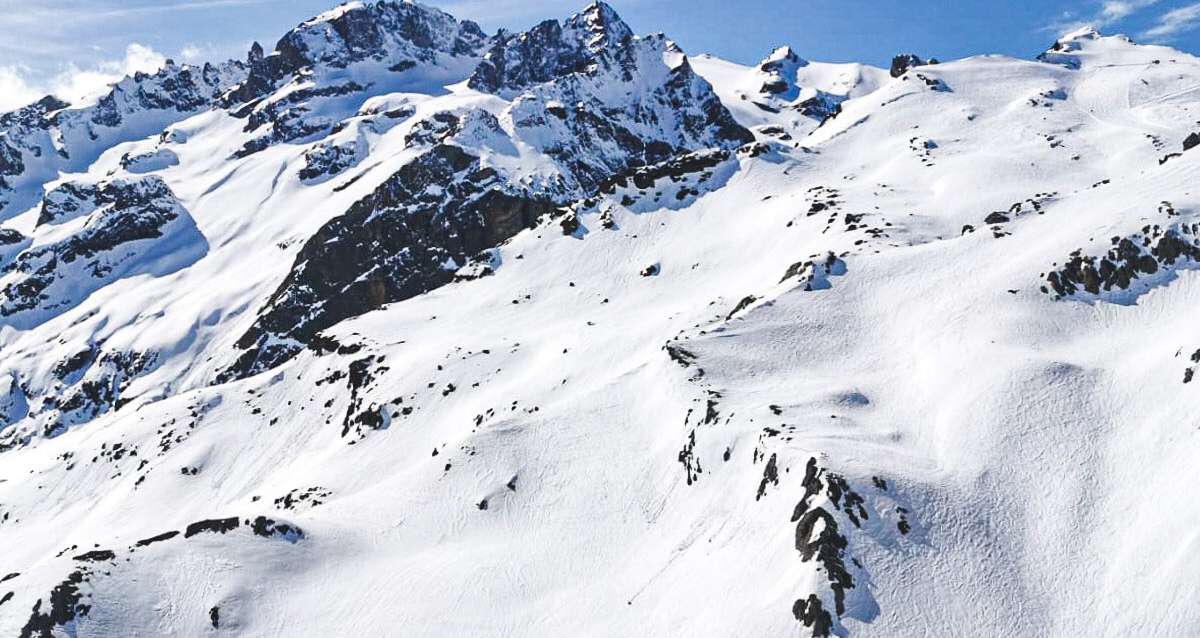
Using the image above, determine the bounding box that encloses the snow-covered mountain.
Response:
[1,3,1199,636]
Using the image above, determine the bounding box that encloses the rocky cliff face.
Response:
[0,61,246,219]
[225,0,490,156]
[221,1,751,377]
[224,142,557,379]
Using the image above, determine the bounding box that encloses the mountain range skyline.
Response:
[3,0,1200,111]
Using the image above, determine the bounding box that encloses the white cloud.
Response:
[1046,0,1160,35]
[180,45,206,62]
[0,43,166,113]
[0,66,45,113]
[1142,2,1200,40]
[1100,0,1161,22]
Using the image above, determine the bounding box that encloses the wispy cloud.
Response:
[0,43,166,112]
[1100,0,1162,22]
[0,66,45,113]
[1045,0,1161,35]
[1142,2,1200,39]
[57,0,280,21]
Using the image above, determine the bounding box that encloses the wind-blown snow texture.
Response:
[1,4,1199,636]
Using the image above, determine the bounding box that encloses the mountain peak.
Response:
[1058,24,1103,42]
[756,45,808,96]
[225,0,487,105]
[1039,24,1153,68]
[467,2,638,94]
[572,2,630,30]
[565,1,634,53]
[764,46,805,66]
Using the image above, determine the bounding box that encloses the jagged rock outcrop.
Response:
[889,53,935,78]
[474,2,752,190]
[223,143,557,379]
[1043,220,1200,300]
[0,61,246,218]
[225,0,489,155]
[468,1,634,95]
[222,2,752,379]
[1184,132,1199,152]
[0,177,206,328]
[789,458,874,638]
[758,46,807,96]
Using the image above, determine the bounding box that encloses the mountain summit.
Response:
[1,3,1200,637]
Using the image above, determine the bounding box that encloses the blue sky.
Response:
[2,0,1200,109]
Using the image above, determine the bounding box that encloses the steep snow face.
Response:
[2,7,1200,638]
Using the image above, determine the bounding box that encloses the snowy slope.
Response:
[2,4,1200,637]
[692,48,889,141]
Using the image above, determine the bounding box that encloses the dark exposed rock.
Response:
[780,252,846,291]
[908,72,950,92]
[787,457,877,636]
[755,453,779,500]
[225,0,487,107]
[677,429,701,485]
[1184,132,1200,152]
[52,347,95,382]
[38,349,159,440]
[598,148,730,195]
[232,81,365,157]
[1037,28,1097,69]
[468,2,633,94]
[472,3,751,190]
[250,515,304,542]
[665,343,699,371]
[223,144,557,380]
[757,46,806,96]
[19,569,89,638]
[890,53,928,78]
[0,61,246,218]
[1044,222,1200,300]
[793,594,835,638]
[135,531,180,547]
[274,486,331,511]
[184,517,241,538]
[299,139,361,182]
[0,228,25,245]
[727,295,759,320]
[222,1,491,157]
[71,549,115,563]
[341,356,388,439]
[0,177,206,327]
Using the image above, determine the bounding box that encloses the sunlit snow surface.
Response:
[1,11,1200,638]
